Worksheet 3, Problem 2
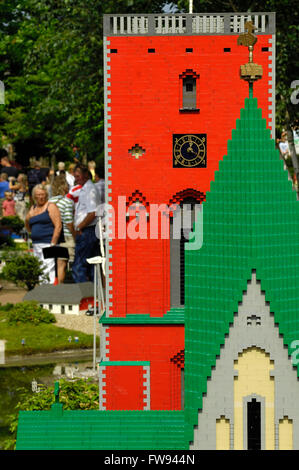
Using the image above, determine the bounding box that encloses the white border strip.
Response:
[103,38,113,318]
[143,365,151,410]
[99,366,107,410]
[268,35,276,139]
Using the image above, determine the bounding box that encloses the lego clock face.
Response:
[173,134,207,168]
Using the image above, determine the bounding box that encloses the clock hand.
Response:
[187,144,196,154]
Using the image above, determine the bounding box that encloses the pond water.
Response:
[0,352,97,449]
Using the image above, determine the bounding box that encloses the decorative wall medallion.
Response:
[129,144,145,160]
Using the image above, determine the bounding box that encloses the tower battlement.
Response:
[103,12,275,37]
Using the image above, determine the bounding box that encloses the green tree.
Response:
[7,301,56,325]
[267,0,299,184]
[2,252,48,289]
[0,215,24,233]
[0,0,167,165]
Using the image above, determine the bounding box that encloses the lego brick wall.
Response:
[103,365,147,410]
[104,325,184,410]
[106,34,273,317]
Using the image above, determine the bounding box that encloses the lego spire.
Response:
[54,381,60,403]
[238,21,263,92]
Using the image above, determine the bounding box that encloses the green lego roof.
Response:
[184,93,299,433]
[16,407,187,450]
[99,308,185,324]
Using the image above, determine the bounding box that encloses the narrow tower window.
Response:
[185,79,194,92]
[179,70,199,112]
[183,76,196,108]
[169,190,205,308]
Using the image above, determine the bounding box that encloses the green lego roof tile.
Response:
[16,409,187,450]
[99,361,150,366]
[100,308,185,324]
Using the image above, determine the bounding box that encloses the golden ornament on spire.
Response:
[238,20,263,83]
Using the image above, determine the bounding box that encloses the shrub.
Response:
[0,234,15,248]
[0,303,14,312]
[7,301,56,325]
[0,216,24,234]
[1,252,48,290]
[4,378,98,450]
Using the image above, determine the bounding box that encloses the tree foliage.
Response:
[2,252,48,289]
[0,0,297,165]
[0,215,24,233]
[0,0,167,164]
[7,301,56,325]
[4,378,99,450]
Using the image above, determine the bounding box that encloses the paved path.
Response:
[54,313,100,336]
[0,281,26,304]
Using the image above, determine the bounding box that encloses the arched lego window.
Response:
[179,70,200,112]
[169,189,205,307]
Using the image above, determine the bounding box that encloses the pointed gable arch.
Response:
[190,272,299,450]
[126,189,150,210]
[126,189,150,223]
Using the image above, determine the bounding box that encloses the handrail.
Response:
[103,12,275,36]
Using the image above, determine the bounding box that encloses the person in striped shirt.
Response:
[50,175,76,283]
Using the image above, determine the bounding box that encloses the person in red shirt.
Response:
[2,191,16,216]
[66,183,82,208]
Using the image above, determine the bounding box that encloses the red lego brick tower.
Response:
[100,12,275,411]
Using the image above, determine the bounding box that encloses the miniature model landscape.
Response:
[17,89,299,450]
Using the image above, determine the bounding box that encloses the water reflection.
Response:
[52,362,97,380]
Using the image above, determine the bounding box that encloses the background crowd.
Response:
[0,148,105,285]
[0,126,297,287]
